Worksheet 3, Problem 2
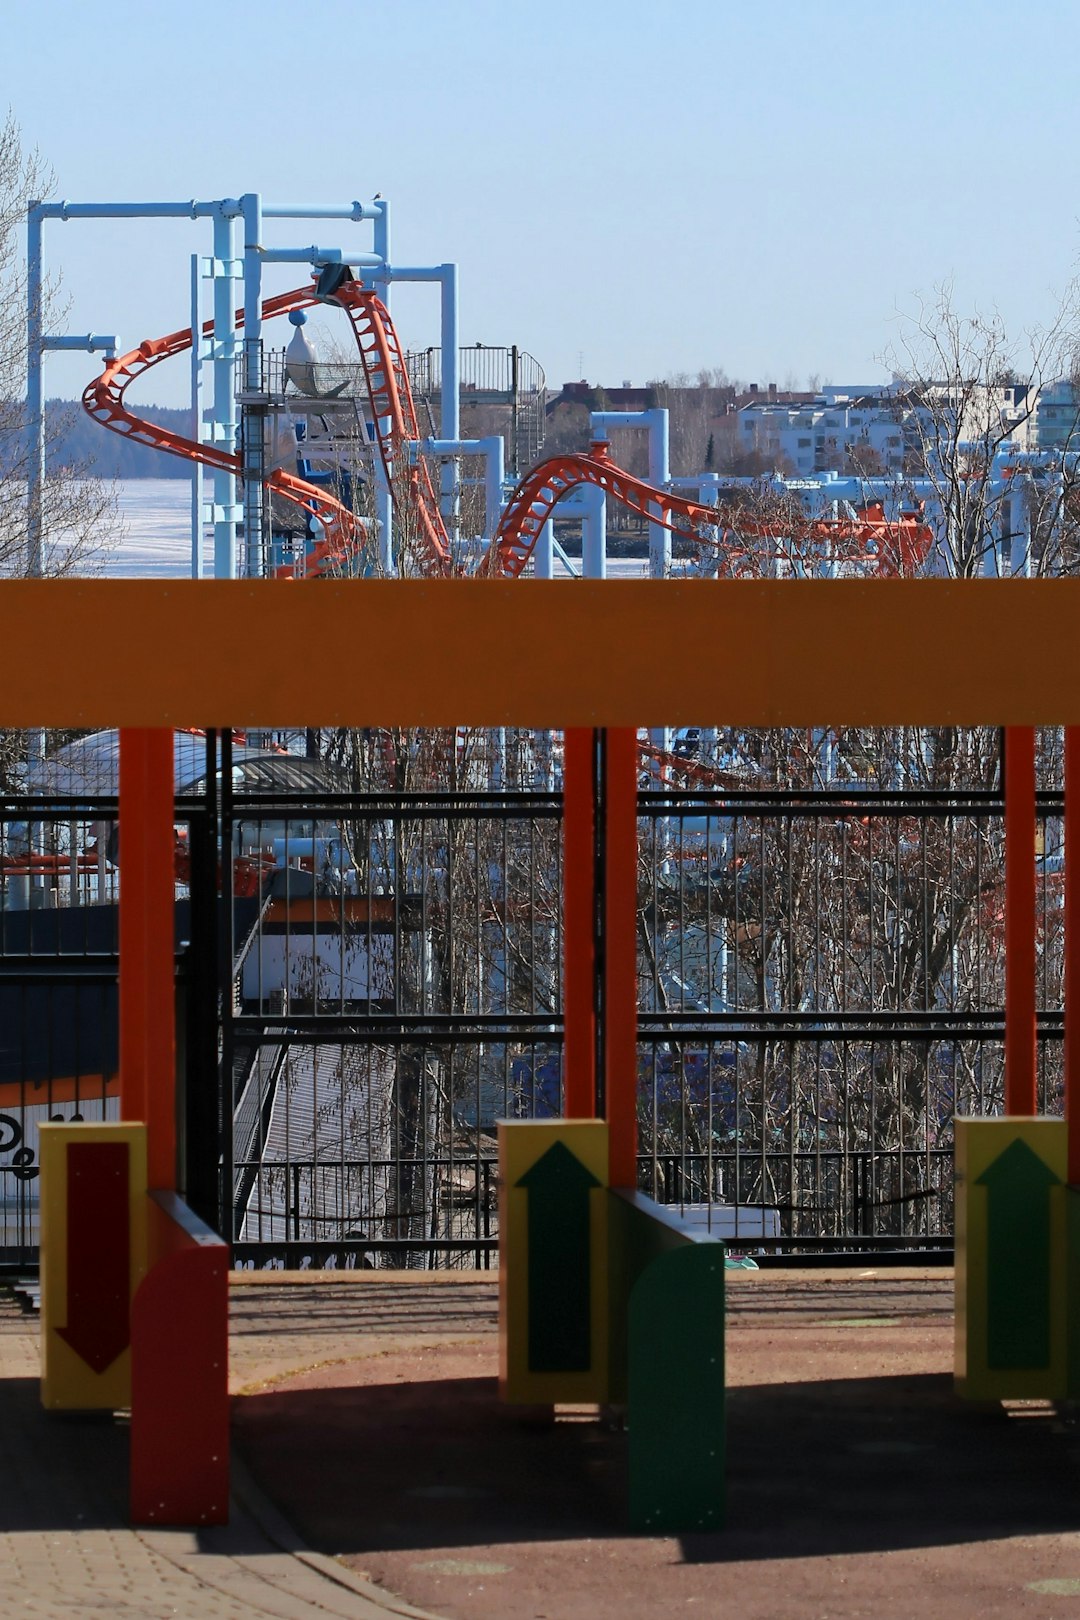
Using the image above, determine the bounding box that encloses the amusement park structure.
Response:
[18,189,1080,1539]
[28,191,935,591]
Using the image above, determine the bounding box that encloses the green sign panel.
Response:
[976,1138,1060,1370]
[516,1141,600,1373]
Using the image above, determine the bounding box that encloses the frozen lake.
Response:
[105,478,211,577]
[107,478,656,579]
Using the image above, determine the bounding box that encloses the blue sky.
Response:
[8,0,1080,405]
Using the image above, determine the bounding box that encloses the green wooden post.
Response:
[627,1243,725,1533]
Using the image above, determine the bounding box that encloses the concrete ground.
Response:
[0,1276,496,1619]
[231,1271,1080,1620]
[7,1269,1080,1618]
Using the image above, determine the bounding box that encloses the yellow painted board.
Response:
[954,1116,1067,1402]
[39,1123,148,1411]
[498,1120,609,1405]
[5,579,1080,727]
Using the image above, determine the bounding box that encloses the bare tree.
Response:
[885,283,1080,577]
[0,114,118,581]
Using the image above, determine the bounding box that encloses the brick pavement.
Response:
[0,1278,503,1620]
[3,1267,974,1620]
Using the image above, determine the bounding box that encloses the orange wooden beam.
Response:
[119,730,176,1191]
[1067,728,1080,1179]
[1004,727,1037,1115]
[563,729,597,1119]
[604,728,639,1188]
[7,580,1080,728]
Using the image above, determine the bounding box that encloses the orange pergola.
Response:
[3,575,1079,1187]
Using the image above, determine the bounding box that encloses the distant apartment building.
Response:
[1025,378,1080,450]
[737,384,908,477]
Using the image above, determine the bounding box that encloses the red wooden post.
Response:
[604,727,639,1188]
[1004,725,1037,1115]
[130,1194,229,1526]
[119,729,177,1189]
[564,728,597,1118]
[1066,728,1080,1182]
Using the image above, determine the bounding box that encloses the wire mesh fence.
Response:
[0,724,1065,1267]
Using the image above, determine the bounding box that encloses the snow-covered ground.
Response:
[108,479,661,579]
[105,479,213,577]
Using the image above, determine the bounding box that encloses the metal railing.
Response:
[0,726,1066,1268]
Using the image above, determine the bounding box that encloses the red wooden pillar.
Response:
[604,728,639,1188]
[1066,728,1080,1182]
[1004,725,1037,1116]
[119,729,177,1190]
[563,729,597,1118]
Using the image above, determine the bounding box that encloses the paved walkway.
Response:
[0,1276,497,1620]
[231,1270,1080,1620]
[12,1268,1080,1619]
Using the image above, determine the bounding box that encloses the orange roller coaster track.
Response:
[83,278,932,581]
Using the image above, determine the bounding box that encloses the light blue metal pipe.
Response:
[242,193,263,575]
[259,247,384,268]
[42,334,118,352]
[190,252,203,579]
[34,198,380,226]
[26,203,44,578]
[481,435,504,540]
[263,202,381,221]
[372,202,393,568]
[534,519,555,579]
[582,484,607,578]
[589,407,670,575]
[645,407,670,578]
[440,265,459,534]
[384,265,445,281]
[212,210,239,579]
[417,438,484,456]
[32,200,239,221]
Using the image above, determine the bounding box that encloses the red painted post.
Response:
[1004,726,1037,1116]
[119,729,177,1189]
[563,729,596,1118]
[130,1194,229,1526]
[604,727,639,1188]
[1066,728,1080,1182]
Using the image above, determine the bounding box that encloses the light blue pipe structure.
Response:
[590,408,671,577]
[534,519,556,579]
[26,193,392,582]
[189,253,204,579]
[416,436,504,542]
[371,203,393,569]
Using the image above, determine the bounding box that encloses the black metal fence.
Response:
[0,726,1066,1268]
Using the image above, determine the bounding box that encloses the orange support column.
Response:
[119,729,177,1189]
[1067,729,1080,1182]
[604,728,639,1188]
[1005,726,1038,1116]
[564,729,597,1118]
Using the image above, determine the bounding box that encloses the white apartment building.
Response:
[738,385,907,476]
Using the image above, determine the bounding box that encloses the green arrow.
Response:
[516,1141,600,1373]
[976,1139,1060,1370]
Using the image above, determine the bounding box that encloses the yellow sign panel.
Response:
[39,1123,149,1411]
[499,1121,610,1405]
[954,1116,1067,1402]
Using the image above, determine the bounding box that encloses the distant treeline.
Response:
[25,400,196,480]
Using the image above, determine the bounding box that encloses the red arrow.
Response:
[57,1141,131,1374]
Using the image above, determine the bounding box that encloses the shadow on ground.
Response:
[234,1366,1080,1564]
[0,1375,129,1532]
